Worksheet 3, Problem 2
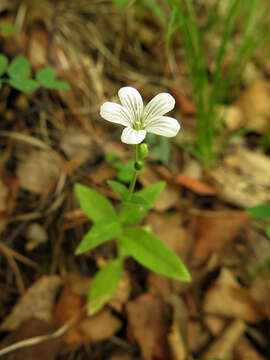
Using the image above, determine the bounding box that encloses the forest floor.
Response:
[0,1,270,359]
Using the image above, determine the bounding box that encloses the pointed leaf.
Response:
[75,217,122,254]
[136,181,166,206]
[7,56,30,78]
[107,180,128,199]
[74,183,117,222]
[246,204,270,220]
[88,259,123,314]
[117,227,191,282]
[7,77,40,93]
[0,54,8,76]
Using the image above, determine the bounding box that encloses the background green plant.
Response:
[0,54,70,93]
[115,0,270,167]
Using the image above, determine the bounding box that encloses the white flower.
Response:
[100,87,180,144]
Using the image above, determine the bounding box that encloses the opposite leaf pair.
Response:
[75,181,191,314]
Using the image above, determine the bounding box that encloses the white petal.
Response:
[143,93,175,122]
[100,102,131,126]
[121,127,146,144]
[146,116,180,137]
[118,87,143,120]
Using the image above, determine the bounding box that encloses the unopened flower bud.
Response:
[139,143,148,159]
[135,160,144,171]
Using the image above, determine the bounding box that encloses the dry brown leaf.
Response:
[109,270,131,312]
[53,284,86,346]
[25,223,48,251]
[191,210,250,267]
[218,105,245,131]
[1,276,62,331]
[79,309,122,342]
[235,336,264,360]
[187,320,210,354]
[236,79,270,133]
[16,150,61,194]
[167,319,186,360]
[209,145,270,207]
[60,129,96,159]
[126,294,169,360]
[204,315,226,336]
[175,173,216,196]
[203,319,246,359]
[203,269,263,323]
[0,319,62,360]
[250,272,270,320]
[0,177,8,212]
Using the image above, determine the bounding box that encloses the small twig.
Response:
[0,244,25,294]
[0,243,41,271]
[0,306,86,357]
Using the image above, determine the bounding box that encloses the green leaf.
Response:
[0,24,16,35]
[118,196,150,225]
[7,77,40,93]
[7,56,30,78]
[0,54,8,76]
[117,227,191,282]
[74,183,117,222]
[107,180,128,199]
[136,181,166,206]
[265,224,270,238]
[114,0,133,6]
[75,217,122,254]
[117,160,134,183]
[36,67,70,90]
[105,153,122,170]
[246,204,270,219]
[88,259,123,314]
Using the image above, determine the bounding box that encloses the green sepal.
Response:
[75,217,122,254]
[117,227,191,282]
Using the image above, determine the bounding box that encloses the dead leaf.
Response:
[79,309,122,342]
[1,276,62,331]
[53,284,86,346]
[126,294,169,360]
[209,145,270,207]
[25,223,48,251]
[203,319,246,359]
[236,79,270,133]
[191,210,250,267]
[250,272,270,320]
[0,177,8,212]
[203,269,263,323]
[175,173,216,196]
[218,105,245,131]
[109,270,131,312]
[16,150,61,194]
[0,319,62,360]
[235,336,264,360]
[60,129,96,160]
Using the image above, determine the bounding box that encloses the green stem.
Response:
[127,144,139,200]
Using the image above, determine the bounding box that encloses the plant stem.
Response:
[127,144,139,200]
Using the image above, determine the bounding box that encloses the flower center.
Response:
[132,113,146,131]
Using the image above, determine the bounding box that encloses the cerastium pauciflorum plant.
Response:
[75,87,191,314]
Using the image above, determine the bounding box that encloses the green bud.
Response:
[135,160,144,171]
[138,143,148,160]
